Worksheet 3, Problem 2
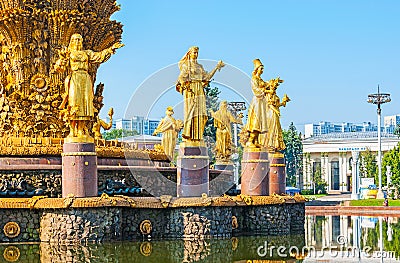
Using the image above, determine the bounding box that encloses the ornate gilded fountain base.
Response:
[62,143,98,197]
[241,148,269,195]
[177,142,209,197]
[269,152,286,195]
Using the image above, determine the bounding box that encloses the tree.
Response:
[203,85,221,164]
[394,124,400,137]
[312,162,327,194]
[203,85,220,139]
[359,147,377,180]
[382,142,400,193]
[102,129,139,140]
[282,122,303,187]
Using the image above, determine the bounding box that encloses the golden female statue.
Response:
[54,33,123,142]
[153,106,183,159]
[211,101,243,161]
[264,80,290,151]
[176,46,224,143]
[245,59,269,148]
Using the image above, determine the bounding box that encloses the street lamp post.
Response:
[367,86,391,199]
[227,101,246,188]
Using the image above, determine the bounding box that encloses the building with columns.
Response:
[302,132,400,193]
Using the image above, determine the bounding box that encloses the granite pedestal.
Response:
[269,152,286,195]
[62,143,98,197]
[177,144,209,197]
[241,148,269,195]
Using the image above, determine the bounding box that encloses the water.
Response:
[1,215,399,262]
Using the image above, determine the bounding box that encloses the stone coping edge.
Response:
[0,194,306,209]
[306,205,400,216]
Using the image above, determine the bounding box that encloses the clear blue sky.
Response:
[96,0,400,131]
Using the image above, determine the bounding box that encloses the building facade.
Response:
[114,117,160,136]
[302,132,400,193]
[304,115,400,138]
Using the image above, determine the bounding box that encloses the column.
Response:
[351,151,360,200]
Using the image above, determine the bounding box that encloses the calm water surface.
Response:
[1,215,399,262]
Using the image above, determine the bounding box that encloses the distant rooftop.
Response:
[304,131,399,142]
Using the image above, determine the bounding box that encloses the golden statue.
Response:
[153,106,183,159]
[92,108,114,140]
[244,59,269,148]
[211,101,242,162]
[53,33,123,143]
[176,46,225,144]
[264,80,290,152]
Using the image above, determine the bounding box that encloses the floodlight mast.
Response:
[367,85,391,198]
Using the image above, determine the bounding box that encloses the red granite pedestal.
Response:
[241,148,269,195]
[62,143,98,197]
[177,144,209,197]
[269,152,286,195]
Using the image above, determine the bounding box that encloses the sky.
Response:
[96,0,400,132]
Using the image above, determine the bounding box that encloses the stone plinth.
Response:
[214,163,234,171]
[210,162,234,196]
[241,148,269,195]
[177,144,209,197]
[269,152,286,195]
[62,143,98,197]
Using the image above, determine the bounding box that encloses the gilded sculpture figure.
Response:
[53,33,123,143]
[244,59,289,150]
[153,106,183,159]
[244,59,269,148]
[92,107,114,140]
[176,46,225,143]
[263,78,290,152]
[211,101,243,162]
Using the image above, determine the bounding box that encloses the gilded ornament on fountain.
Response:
[0,0,128,153]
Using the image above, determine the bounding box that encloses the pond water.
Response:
[1,215,399,262]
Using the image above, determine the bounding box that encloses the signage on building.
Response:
[338,147,366,152]
[361,178,375,188]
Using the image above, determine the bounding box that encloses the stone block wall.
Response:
[0,209,41,242]
[40,208,121,243]
[0,199,305,243]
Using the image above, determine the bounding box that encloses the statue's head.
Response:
[69,34,83,51]
[253,58,264,75]
[188,46,199,60]
[166,106,174,116]
[220,100,227,109]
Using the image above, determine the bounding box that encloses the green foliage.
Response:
[349,199,400,206]
[394,124,400,137]
[282,122,303,187]
[203,85,221,139]
[312,162,328,194]
[102,129,139,140]
[204,85,221,164]
[382,142,400,190]
[359,147,377,180]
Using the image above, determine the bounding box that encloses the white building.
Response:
[114,117,160,136]
[302,132,400,193]
[304,115,400,138]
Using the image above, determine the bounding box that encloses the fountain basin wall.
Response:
[0,157,231,197]
[0,195,305,243]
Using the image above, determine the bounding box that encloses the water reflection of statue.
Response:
[176,46,224,143]
[53,33,123,142]
[245,59,269,148]
[263,78,290,151]
[153,106,183,159]
[210,101,242,162]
